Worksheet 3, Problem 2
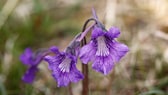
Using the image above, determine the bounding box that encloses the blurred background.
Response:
[0,0,168,95]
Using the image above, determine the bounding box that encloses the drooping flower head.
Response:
[20,48,46,83]
[79,23,129,75]
[44,44,84,87]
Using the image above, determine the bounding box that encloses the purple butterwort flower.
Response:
[79,26,129,75]
[21,65,38,83]
[20,48,43,83]
[44,46,84,87]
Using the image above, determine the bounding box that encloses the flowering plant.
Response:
[20,8,128,95]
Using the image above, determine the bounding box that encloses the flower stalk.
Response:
[81,31,89,95]
[68,83,73,95]
[80,18,94,95]
[76,18,96,42]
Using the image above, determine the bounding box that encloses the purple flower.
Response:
[21,65,38,83]
[44,46,84,87]
[79,26,129,75]
[20,48,42,83]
